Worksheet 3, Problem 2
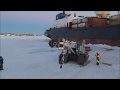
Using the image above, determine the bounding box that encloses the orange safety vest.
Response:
[96,54,100,63]
[97,54,100,60]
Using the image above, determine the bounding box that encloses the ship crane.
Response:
[95,11,111,18]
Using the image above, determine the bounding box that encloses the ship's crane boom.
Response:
[95,11,111,18]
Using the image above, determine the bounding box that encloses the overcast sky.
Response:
[0,11,118,34]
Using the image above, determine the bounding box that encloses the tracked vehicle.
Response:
[58,39,90,66]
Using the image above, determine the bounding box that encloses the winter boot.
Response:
[60,65,62,69]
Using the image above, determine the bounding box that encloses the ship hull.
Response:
[45,24,120,47]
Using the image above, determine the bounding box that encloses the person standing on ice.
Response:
[95,53,100,65]
[0,56,4,70]
[59,53,64,69]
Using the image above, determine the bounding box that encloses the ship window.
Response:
[67,14,71,16]
[56,15,59,20]
[56,13,66,20]
[90,25,92,28]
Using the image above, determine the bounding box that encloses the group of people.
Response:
[58,52,100,69]
[0,56,4,71]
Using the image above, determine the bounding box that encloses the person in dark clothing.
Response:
[0,56,4,70]
[59,53,63,69]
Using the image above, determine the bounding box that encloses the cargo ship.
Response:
[44,11,120,47]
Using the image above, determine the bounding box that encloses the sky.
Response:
[0,11,118,34]
[0,35,119,79]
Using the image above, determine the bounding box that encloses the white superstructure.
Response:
[53,12,84,28]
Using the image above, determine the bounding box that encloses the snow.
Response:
[0,35,120,79]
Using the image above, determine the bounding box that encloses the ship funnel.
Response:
[95,11,111,18]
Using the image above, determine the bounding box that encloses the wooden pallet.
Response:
[101,62,112,66]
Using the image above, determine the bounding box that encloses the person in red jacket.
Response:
[95,53,100,65]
